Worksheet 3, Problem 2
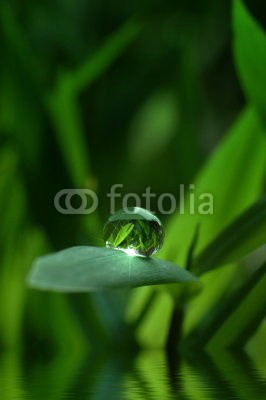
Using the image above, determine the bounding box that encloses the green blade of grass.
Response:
[193,196,266,275]
[233,0,266,126]
[186,262,266,349]
[48,20,141,187]
[206,262,266,350]
[0,3,43,86]
[163,107,265,336]
[133,108,265,345]
[161,107,265,266]
[66,20,141,94]
[27,246,198,292]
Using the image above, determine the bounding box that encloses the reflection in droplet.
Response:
[103,207,164,257]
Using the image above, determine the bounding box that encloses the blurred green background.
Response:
[0,0,265,398]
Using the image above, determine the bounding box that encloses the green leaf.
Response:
[193,196,266,275]
[161,107,265,266]
[233,0,266,125]
[186,262,266,348]
[61,20,141,94]
[134,108,265,345]
[110,223,134,247]
[162,107,265,337]
[27,247,198,292]
[206,262,266,350]
[48,20,141,187]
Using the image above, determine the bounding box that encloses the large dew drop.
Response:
[103,207,164,257]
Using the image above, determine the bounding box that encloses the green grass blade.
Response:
[233,0,266,125]
[186,262,266,348]
[110,223,134,247]
[135,108,265,344]
[193,196,266,275]
[206,262,266,350]
[161,107,265,266]
[66,20,141,94]
[165,108,265,336]
[48,20,141,187]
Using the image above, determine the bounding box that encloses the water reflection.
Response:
[0,348,265,399]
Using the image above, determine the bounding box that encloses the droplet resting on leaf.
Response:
[103,207,164,257]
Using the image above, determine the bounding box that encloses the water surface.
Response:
[0,348,265,399]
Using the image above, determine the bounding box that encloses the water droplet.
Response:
[103,207,164,257]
